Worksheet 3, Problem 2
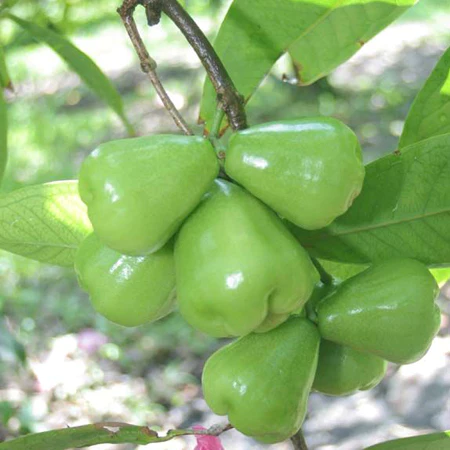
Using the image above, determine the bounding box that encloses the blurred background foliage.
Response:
[0,0,450,448]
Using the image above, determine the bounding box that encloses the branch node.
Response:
[117,0,137,18]
[144,0,162,26]
[140,58,157,72]
[206,423,233,435]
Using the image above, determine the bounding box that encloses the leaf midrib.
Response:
[323,206,450,239]
[0,241,78,249]
[292,0,346,45]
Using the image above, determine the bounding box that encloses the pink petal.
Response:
[193,425,225,450]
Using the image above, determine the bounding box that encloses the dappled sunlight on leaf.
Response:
[440,70,450,96]
[0,180,92,266]
[200,0,417,129]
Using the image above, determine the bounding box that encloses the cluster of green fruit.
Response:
[74,117,441,444]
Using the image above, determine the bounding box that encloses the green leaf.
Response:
[289,134,450,267]
[0,423,160,450]
[399,46,450,148]
[0,87,6,184]
[7,14,134,135]
[319,259,366,281]
[431,267,450,284]
[365,431,450,449]
[288,0,415,86]
[318,262,448,284]
[0,180,92,266]
[0,422,215,450]
[0,45,12,89]
[199,0,415,130]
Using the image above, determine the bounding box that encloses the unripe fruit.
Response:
[313,340,387,396]
[175,180,318,337]
[317,259,441,364]
[225,117,365,230]
[78,135,218,256]
[202,317,320,443]
[75,233,176,327]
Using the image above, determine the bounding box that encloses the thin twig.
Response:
[163,422,233,441]
[117,1,193,135]
[312,258,334,286]
[147,0,248,132]
[291,429,309,450]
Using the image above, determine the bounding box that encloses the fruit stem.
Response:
[291,429,309,450]
[145,0,248,132]
[312,258,334,286]
[208,105,227,167]
[201,86,230,179]
[117,1,194,136]
[210,105,226,140]
[305,305,319,325]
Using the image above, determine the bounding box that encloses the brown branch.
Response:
[117,1,193,135]
[291,429,309,450]
[132,0,245,132]
[155,0,247,132]
[165,422,233,440]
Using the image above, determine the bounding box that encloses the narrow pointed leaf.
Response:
[0,423,161,450]
[0,88,6,183]
[200,0,416,130]
[0,180,92,266]
[8,14,134,135]
[399,46,450,148]
[0,423,221,450]
[290,134,450,267]
[365,431,450,449]
[288,0,416,86]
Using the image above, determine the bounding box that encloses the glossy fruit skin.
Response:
[74,233,176,327]
[313,339,387,396]
[175,179,318,337]
[78,135,219,256]
[202,317,320,444]
[225,117,365,230]
[317,259,441,364]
